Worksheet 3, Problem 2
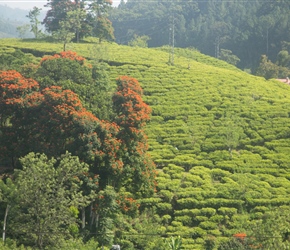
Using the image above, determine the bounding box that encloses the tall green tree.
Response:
[43,0,77,33]
[92,16,115,42]
[52,19,75,51]
[51,8,87,45]
[93,186,119,247]
[26,7,42,39]
[67,8,87,43]
[255,55,279,79]
[86,0,115,42]
[0,178,16,244]
[2,152,95,249]
[219,49,240,66]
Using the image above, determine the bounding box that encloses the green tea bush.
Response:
[156,202,172,214]
[210,215,224,223]
[175,215,192,226]
[170,221,183,228]
[175,208,201,217]
[200,207,216,217]
[192,227,207,238]
[218,207,238,216]
[159,189,174,202]
[161,214,172,224]
[250,206,269,213]
[199,221,218,230]
[194,216,209,222]
[208,229,222,236]
[177,198,200,209]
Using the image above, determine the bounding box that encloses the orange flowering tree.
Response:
[35,51,114,120]
[113,76,157,197]
[0,70,40,166]
[0,70,121,175]
[41,50,86,64]
[91,16,115,42]
[36,51,92,89]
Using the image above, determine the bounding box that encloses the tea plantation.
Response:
[1,38,290,249]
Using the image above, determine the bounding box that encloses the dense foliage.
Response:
[43,0,114,43]
[111,0,290,72]
[0,49,156,249]
[1,152,93,249]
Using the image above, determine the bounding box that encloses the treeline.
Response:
[110,0,290,71]
[0,18,21,38]
[0,0,115,49]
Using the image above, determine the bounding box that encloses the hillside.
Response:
[1,39,290,249]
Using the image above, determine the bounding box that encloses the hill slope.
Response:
[1,39,290,249]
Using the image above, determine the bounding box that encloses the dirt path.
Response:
[276,78,290,84]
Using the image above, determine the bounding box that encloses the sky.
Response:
[0,0,121,10]
[0,0,51,10]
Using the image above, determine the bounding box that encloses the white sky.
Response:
[0,0,51,10]
[0,0,121,10]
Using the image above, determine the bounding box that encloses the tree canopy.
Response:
[2,152,94,249]
[43,0,114,43]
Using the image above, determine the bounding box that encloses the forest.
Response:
[1,0,290,249]
[111,0,290,75]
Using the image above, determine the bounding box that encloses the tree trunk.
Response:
[81,207,85,229]
[2,204,10,242]
[76,29,80,43]
[89,203,95,230]
[228,147,233,159]
[266,28,269,55]
[96,214,99,228]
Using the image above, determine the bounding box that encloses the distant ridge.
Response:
[0,4,30,22]
[0,5,46,38]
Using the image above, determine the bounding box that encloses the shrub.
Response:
[128,35,150,48]
[217,207,238,216]
[200,207,216,217]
